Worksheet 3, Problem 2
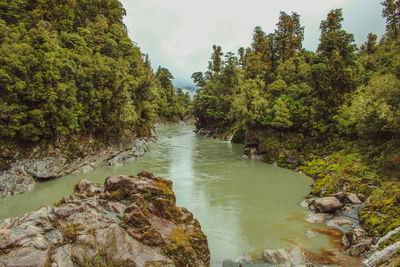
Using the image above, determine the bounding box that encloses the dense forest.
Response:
[192,2,400,244]
[0,0,191,169]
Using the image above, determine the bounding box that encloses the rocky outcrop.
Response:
[0,137,154,198]
[194,128,233,142]
[0,171,210,266]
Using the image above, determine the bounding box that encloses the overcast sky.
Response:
[121,0,386,87]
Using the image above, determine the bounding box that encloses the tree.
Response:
[244,27,270,80]
[312,9,356,123]
[274,11,304,63]
[191,72,206,88]
[271,97,293,129]
[382,0,400,37]
[365,33,378,54]
[317,9,356,64]
[209,45,223,73]
[238,47,245,67]
[337,74,400,137]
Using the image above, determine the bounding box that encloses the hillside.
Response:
[0,0,191,170]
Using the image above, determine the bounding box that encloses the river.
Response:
[0,125,342,265]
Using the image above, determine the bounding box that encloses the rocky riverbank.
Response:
[0,135,155,198]
[195,127,400,266]
[0,171,210,266]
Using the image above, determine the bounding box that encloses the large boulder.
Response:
[0,172,210,267]
[312,197,344,213]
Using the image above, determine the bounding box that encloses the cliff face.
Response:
[0,135,155,199]
[0,171,210,266]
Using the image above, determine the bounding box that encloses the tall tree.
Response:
[382,0,400,37]
[209,45,223,73]
[244,27,270,80]
[313,9,356,125]
[274,11,304,63]
[317,8,356,64]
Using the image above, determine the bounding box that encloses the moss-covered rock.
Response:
[0,171,210,266]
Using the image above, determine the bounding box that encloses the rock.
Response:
[342,234,351,247]
[234,254,253,263]
[357,193,366,202]
[326,217,354,229]
[347,193,362,204]
[348,241,371,256]
[365,241,400,266]
[0,247,49,267]
[23,156,67,179]
[0,137,154,198]
[300,198,315,208]
[261,248,293,265]
[74,179,103,196]
[0,172,210,267]
[345,228,368,246]
[280,149,300,165]
[374,226,400,249]
[0,170,35,198]
[331,191,347,202]
[305,212,333,224]
[305,230,316,238]
[312,197,344,213]
[243,146,264,161]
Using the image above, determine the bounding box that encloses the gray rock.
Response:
[300,198,315,208]
[261,248,293,266]
[0,171,35,198]
[345,228,368,246]
[365,241,400,266]
[312,197,343,213]
[374,226,400,249]
[0,137,154,198]
[23,157,66,179]
[0,247,49,267]
[234,254,253,263]
[342,234,351,247]
[347,193,362,204]
[51,245,75,267]
[349,241,371,256]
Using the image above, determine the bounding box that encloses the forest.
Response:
[0,0,191,169]
[192,2,400,241]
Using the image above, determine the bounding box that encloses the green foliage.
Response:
[192,4,400,245]
[154,66,192,122]
[0,0,188,168]
[337,74,400,138]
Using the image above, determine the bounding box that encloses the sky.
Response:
[121,0,386,88]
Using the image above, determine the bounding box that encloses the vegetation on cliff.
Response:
[0,0,191,170]
[192,1,400,251]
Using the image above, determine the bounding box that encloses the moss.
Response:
[110,190,123,201]
[110,188,131,201]
[154,181,175,201]
[142,192,152,199]
[63,223,79,242]
[168,227,191,248]
[360,182,400,238]
[161,246,172,256]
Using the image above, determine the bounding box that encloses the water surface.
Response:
[0,125,340,265]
